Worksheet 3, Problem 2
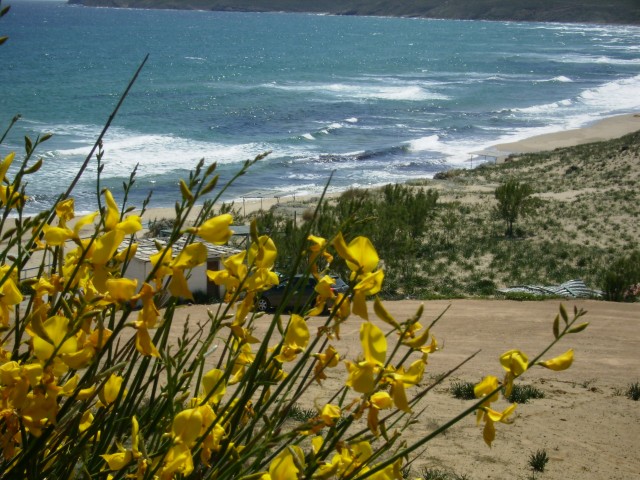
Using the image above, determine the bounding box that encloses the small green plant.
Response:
[494,178,534,237]
[626,382,640,401]
[500,292,547,301]
[528,449,549,473]
[450,380,477,400]
[420,467,470,480]
[600,251,640,302]
[286,403,318,422]
[506,384,545,404]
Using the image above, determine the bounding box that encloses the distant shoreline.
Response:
[67,0,640,26]
[138,112,640,223]
[492,113,640,155]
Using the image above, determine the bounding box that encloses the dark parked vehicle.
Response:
[256,274,348,312]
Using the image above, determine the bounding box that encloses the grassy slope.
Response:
[68,0,640,25]
[260,130,640,299]
[405,130,640,298]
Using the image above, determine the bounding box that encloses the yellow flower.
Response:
[537,348,574,371]
[320,404,341,427]
[99,374,125,406]
[106,277,138,303]
[207,251,247,296]
[160,444,194,480]
[42,224,74,246]
[171,242,207,269]
[103,189,142,233]
[474,375,500,406]
[0,184,27,208]
[149,243,207,300]
[248,235,277,269]
[333,233,379,277]
[55,198,75,225]
[171,408,203,446]
[386,359,424,413]
[367,391,393,435]
[345,322,386,393]
[307,234,333,269]
[135,326,160,358]
[352,269,384,320]
[190,213,233,244]
[275,314,310,363]
[104,189,121,231]
[133,283,161,357]
[0,265,23,327]
[21,389,58,437]
[499,349,528,397]
[201,368,226,405]
[245,267,280,293]
[32,315,78,371]
[477,403,517,447]
[229,342,255,384]
[313,345,340,383]
[79,410,94,433]
[0,152,15,182]
[308,275,337,316]
[136,282,160,329]
[261,446,304,480]
[101,417,141,471]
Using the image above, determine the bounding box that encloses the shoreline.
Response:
[139,112,640,224]
[491,112,640,155]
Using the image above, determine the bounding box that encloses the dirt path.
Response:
[170,299,640,479]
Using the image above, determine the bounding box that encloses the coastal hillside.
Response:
[251,127,640,299]
[67,0,640,25]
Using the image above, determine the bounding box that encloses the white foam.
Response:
[266,81,448,101]
[302,133,315,140]
[345,117,358,123]
[515,99,573,115]
[578,74,640,110]
[47,126,274,179]
[406,135,441,152]
[555,54,640,66]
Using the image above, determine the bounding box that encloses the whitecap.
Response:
[578,74,640,110]
[264,81,448,101]
[406,134,441,152]
[302,133,315,140]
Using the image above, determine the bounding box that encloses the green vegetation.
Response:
[418,467,470,480]
[450,381,477,400]
[600,251,640,302]
[506,384,545,404]
[626,382,640,401]
[68,0,640,25]
[494,178,534,237]
[238,130,640,300]
[528,449,550,474]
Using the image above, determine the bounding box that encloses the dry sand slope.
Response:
[170,299,640,480]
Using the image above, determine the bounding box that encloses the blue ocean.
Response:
[2,0,640,214]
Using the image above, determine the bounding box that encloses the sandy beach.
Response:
[492,113,640,155]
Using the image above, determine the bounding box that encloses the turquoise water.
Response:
[2,1,640,213]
